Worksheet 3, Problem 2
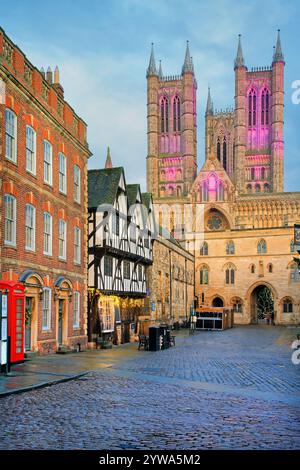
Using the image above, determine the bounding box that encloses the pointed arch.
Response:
[222,136,227,171]
[226,240,235,255]
[257,239,267,254]
[160,96,169,133]
[217,137,221,161]
[200,241,208,256]
[173,95,180,132]
[248,87,257,127]
[261,87,270,126]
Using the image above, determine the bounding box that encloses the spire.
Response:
[105,146,113,169]
[146,43,158,77]
[206,87,213,116]
[273,29,284,63]
[234,34,245,69]
[182,40,194,74]
[158,60,163,79]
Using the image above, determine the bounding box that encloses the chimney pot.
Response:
[46,66,53,84]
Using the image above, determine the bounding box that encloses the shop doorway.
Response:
[25,297,34,351]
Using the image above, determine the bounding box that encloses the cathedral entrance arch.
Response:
[250,284,275,324]
[212,296,224,307]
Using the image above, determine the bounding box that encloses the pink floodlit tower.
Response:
[234,31,285,194]
[146,42,198,199]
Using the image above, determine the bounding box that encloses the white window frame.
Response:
[59,152,67,194]
[26,125,36,175]
[43,140,53,185]
[5,109,17,163]
[74,165,81,203]
[42,288,52,331]
[43,212,53,256]
[25,204,36,251]
[4,194,16,246]
[74,227,81,264]
[73,291,80,328]
[58,219,67,260]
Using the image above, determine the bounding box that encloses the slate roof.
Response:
[88,167,124,209]
[126,184,140,207]
[141,192,151,209]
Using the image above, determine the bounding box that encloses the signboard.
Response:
[294,224,300,247]
[0,292,8,366]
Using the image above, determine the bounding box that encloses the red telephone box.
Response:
[0,281,25,363]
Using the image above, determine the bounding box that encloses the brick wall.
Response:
[0,28,91,353]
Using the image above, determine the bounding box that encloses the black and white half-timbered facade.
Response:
[88,166,155,344]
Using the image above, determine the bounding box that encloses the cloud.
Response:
[5,0,299,192]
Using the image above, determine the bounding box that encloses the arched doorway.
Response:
[250,284,274,324]
[54,277,73,348]
[212,297,224,307]
[19,270,44,352]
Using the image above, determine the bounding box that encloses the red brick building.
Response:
[0,28,91,355]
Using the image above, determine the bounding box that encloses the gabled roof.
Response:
[126,184,141,207]
[141,192,152,210]
[88,167,125,209]
[190,149,235,194]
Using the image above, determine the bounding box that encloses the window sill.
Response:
[58,257,67,263]
[44,253,53,258]
[4,242,17,249]
[44,181,53,189]
[25,248,36,254]
[59,190,67,197]
[5,156,18,166]
[26,170,37,178]
[74,262,81,266]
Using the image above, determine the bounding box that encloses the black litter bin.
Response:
[149,326,161,351]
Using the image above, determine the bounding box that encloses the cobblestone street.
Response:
[0,326,299,450]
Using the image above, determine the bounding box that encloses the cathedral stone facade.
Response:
[146,32,300,325]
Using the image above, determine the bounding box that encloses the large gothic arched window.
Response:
[248,88,256,127]
[261,88,270,125]
[223,137,227,171]
[173,96,180,132]
[217,138,221,161]
[161,97,169,133]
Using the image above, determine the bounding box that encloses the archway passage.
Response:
[251,285,274,324]
[212,297,224,307]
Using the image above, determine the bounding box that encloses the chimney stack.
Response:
[52,65,64,99]
[46,66,53,84]
[40,67,45,78]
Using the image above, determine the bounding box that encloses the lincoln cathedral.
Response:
[146,32,300,325]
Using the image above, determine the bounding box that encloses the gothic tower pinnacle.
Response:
[146,43,158,77]
[234,34,245,69]
[273,29,284,63]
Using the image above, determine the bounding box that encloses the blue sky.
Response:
[1,0,299,191]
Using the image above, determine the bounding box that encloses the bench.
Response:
[138,334,149,350]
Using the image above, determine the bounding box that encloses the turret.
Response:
[182,41,197,190]
[271,30,285,192]
[234,35,247,192]
[205,87,214,160]
[146,44,159,195]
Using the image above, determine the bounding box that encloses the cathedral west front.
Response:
[146,32,300,325]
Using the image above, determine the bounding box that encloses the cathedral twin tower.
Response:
[146,32,285,203]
